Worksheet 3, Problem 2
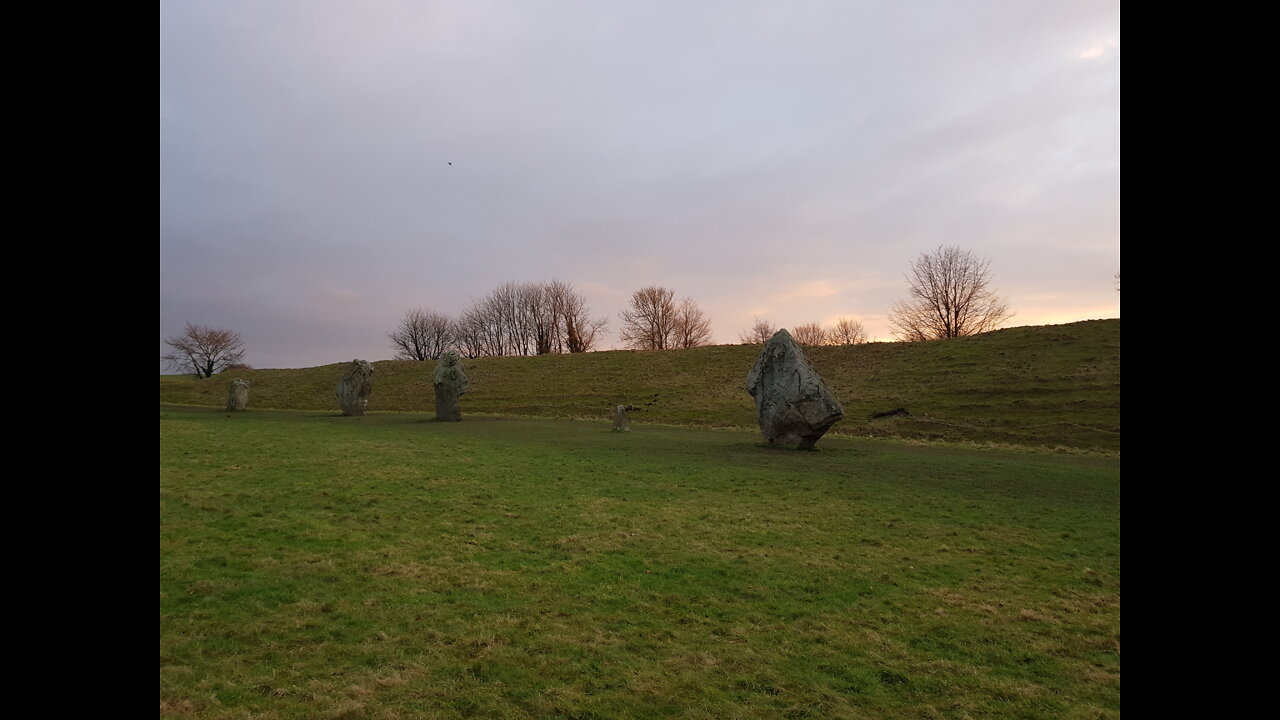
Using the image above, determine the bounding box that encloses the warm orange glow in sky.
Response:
[162,2,1119,368]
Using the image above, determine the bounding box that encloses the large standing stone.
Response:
[612,405,630,432]
[433,352,468,421]
[335,359,375,416]
[226,378,249,412]
[745,329,844,448]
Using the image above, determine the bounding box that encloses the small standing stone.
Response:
[335,359,375,416]
[612,405,630,431]
[433,352,468,421]
[746,329,844,448]
[226,378,249,412]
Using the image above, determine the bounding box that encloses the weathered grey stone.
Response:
[226,378,249,412]
[433,352,468,421]
[612,404,630,432]
[745,329,844,448]
[335,359,375,416]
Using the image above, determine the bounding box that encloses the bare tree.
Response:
[388,308,453,360]
[737,316,776,344]
[453,280,609,357]
[457,293,506,357]
[791,322,828,347]
[829,317,868,345]
[490,281,535,356]
[887,245,1013,341]
[452,311,489,359]
[162,323,246,378]
[546,279,608,353]
[671,296,713,349]
[618,286,678,350]
[455,281,531,357]
[618,287,711,350]
[521,282,558,355]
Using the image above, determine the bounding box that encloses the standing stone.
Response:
[433,352,468,421]
[612,405,630,432]
[226,378,249,412]
[335,359,375,416]
[745,329,844,449]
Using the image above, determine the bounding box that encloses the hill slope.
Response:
[160,319,1120,451]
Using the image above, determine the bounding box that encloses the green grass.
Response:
[159,320,1120,453]
[160,407,1120,719]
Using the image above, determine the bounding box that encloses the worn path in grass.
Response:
[160,407,1119,719]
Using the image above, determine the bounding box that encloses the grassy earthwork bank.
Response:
[160,405,1119,719]
[159,319,1120,453]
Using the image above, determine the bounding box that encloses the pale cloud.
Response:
[321,287,362,302]
[819,311,871,326]
[1078,36,1118,61]
[161,1,1120,369]
[771,280,841,304]
[1019,293,1065,303]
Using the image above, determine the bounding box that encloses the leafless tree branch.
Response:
[737,316,776,344]
[887,245,1013,341]
[388,308,453,360]
[454,280,608,357]
[618,286,677,350]
[829,317,868,345]
[672,296,714,349]
[161,323,246,378]
[791,322,829,347]
[618,286,709,350]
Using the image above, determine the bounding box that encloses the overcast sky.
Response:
[160,0,1119,370]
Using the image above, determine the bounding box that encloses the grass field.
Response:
[160,406,1120,719]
